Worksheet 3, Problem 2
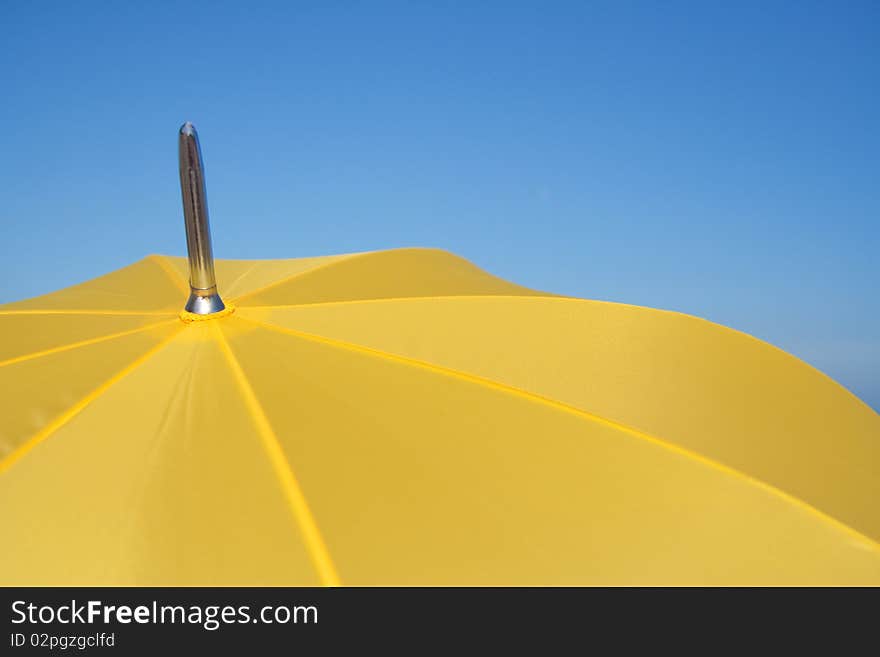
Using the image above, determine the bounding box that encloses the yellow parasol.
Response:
[1,124,878,585]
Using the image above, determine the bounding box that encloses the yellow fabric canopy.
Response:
[1,247,878,585]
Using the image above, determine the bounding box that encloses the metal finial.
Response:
[178,122,226,315]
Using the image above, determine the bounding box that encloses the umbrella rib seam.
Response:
[0,309,175,316]
[212,323,342,587]
[238,293,565,311]
[0,327,184,476]
[222,262,262,298]
[148,255,190,295]
[234,314,880,556]
[0,319,179,369]
[230,250,378,303]
[238,297,878,417]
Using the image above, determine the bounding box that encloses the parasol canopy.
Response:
[1,124,877,585]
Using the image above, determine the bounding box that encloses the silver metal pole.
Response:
[178,122,226,315]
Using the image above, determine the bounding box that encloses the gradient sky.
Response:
[1,1,877,410]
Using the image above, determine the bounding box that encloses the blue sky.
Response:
[1,1,878,410]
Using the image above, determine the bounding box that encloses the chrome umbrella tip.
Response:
[178,120,227,318]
